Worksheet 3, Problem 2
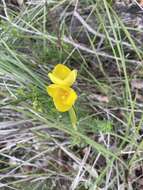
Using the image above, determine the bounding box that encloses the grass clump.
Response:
[0,0,143,189]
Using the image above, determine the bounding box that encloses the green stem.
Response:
[69,107,77,130]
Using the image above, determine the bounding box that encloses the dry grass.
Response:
[0,0,143,189]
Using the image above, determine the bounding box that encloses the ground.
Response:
[0,0,143,190]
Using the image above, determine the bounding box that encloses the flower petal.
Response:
[53,87,77,112]
[66,88,77,105]
[63,69,77,86]
[48,73,63,85]
[53,64,71,80]
[46,84,59,98]
[48,70,77,86]
[53,99,72,112]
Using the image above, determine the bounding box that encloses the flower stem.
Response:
[69,107,77,130]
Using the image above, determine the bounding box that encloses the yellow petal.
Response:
[46,84,59,98]
[53,99,72,112]
[48,64,77,86]
[48,69,77,86]
[54,87,77,112]
[63,69,77,86]
[48,73,63,85]
[47,84,78,112]
[53,88,77,112]
[53,64,71,80]
[66,87,77,105]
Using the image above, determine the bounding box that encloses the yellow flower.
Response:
[48,64,77,86]
[47,64,78,113]
[47,84,77,112]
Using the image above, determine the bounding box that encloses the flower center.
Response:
[60,90,69,101]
